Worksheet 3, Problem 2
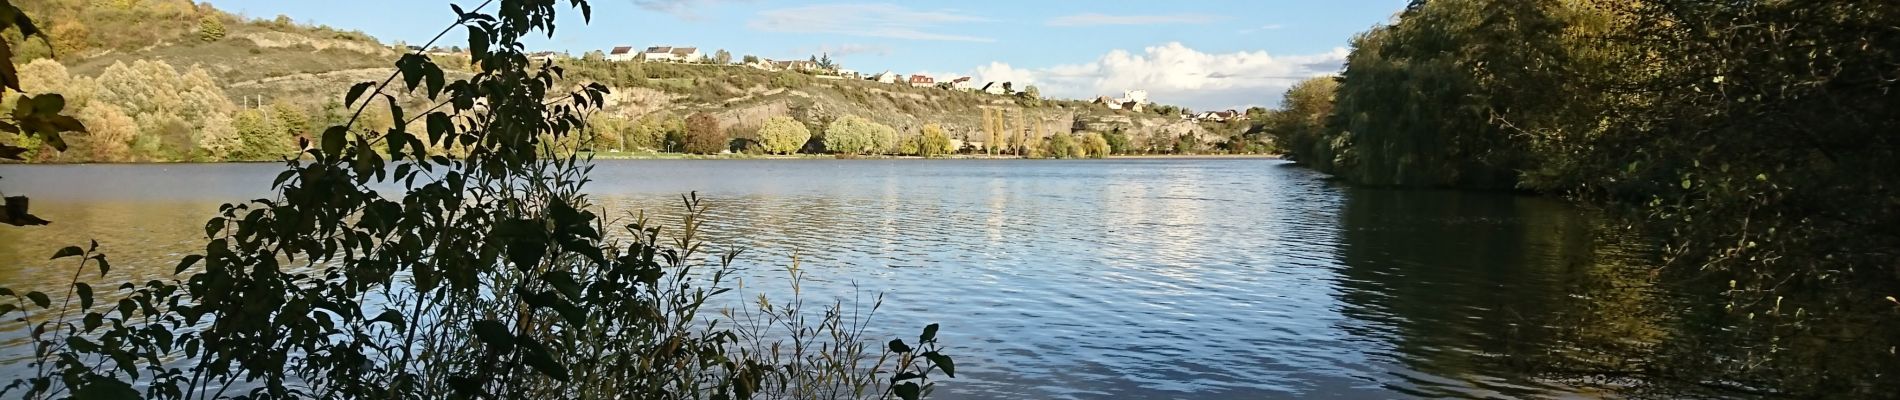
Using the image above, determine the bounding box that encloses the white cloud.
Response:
[970,42,1347,111]
[748,4,994,42]
[1045,13,1223,27]
[973,62,1039,86]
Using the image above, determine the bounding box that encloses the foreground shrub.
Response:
[0,1,953,399]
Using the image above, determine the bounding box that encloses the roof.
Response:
[609,46,634,55]
[670,47,698,56]
[909,75,934,82]
[644,46,672,53]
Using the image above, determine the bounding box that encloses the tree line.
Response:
[584,111,1120,159]
[1264,0,1899,396]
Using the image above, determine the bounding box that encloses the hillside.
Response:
[3,0,1263,162]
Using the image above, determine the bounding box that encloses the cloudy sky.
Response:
[212,0,1407,111]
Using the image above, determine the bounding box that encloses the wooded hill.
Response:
[3,0,1262,162]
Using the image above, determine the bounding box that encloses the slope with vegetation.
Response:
[1,0,1272,163]
[1262,0,1899,396]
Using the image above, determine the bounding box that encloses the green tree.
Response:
[1264,76,1341,170]
[683,112,726,154]
[624,114,672,151]
[1103,129,1129,155]
[823,115,886,155]
[1080,132,1110,159]
[816,52,836,70]
[981,108,1003,154]
[230,108,288,160]
[196,111,239,160]
[1045,133,1077,159]
[1018,85,1041,107]
[271,101,312,139]
[76,104,136,162]
[198,14,225,41]
[586,114,628,151]
[757,115,811,155]
[919,123,953,157]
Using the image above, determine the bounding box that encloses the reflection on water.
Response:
[0,159,1706,398]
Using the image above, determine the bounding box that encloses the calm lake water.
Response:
[0,159,1675,399]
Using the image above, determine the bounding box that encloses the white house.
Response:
[528,51,564,64]
[1119,90,1150,105]
[982,82,1011,95]
[1195,110,1242,122]
[607,46,637,62]
[641,46,701,63]
[873,71,901,84]
[949,77,974,91]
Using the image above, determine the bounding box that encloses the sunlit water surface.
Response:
[0,159,1668,399]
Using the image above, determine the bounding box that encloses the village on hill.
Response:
[414,43,1255,124]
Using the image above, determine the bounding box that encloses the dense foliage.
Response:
[682,112,726,155]
[756,115,810,155]
[822,115,895,156]
[1269,0,1900,396]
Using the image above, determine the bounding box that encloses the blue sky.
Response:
[207,0,1407,110]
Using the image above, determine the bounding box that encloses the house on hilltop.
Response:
[873,71,901,84]
[981,82,1012,95]
[907,75,935,86]
[949,77,974,91]
[1195,110,1242,122]
[772,60,820,72]
[607,46,637,61]
[642,46,701,62]
[528,51,564,64]
[1099,89,1151,112]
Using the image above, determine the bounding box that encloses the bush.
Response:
[624,115,677,151]
[585,115,629,151]
[919,123,954,157]
[683,112,726,154]
[230,108,290,160]
[1104,129,1130,155]
[198,14,225,41]
[1046,133,1078,159]
[823,115,894,155]
[756,116,810,155]
[1081,132,1110,159]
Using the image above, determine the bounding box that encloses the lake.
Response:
[0,159,1675,399]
